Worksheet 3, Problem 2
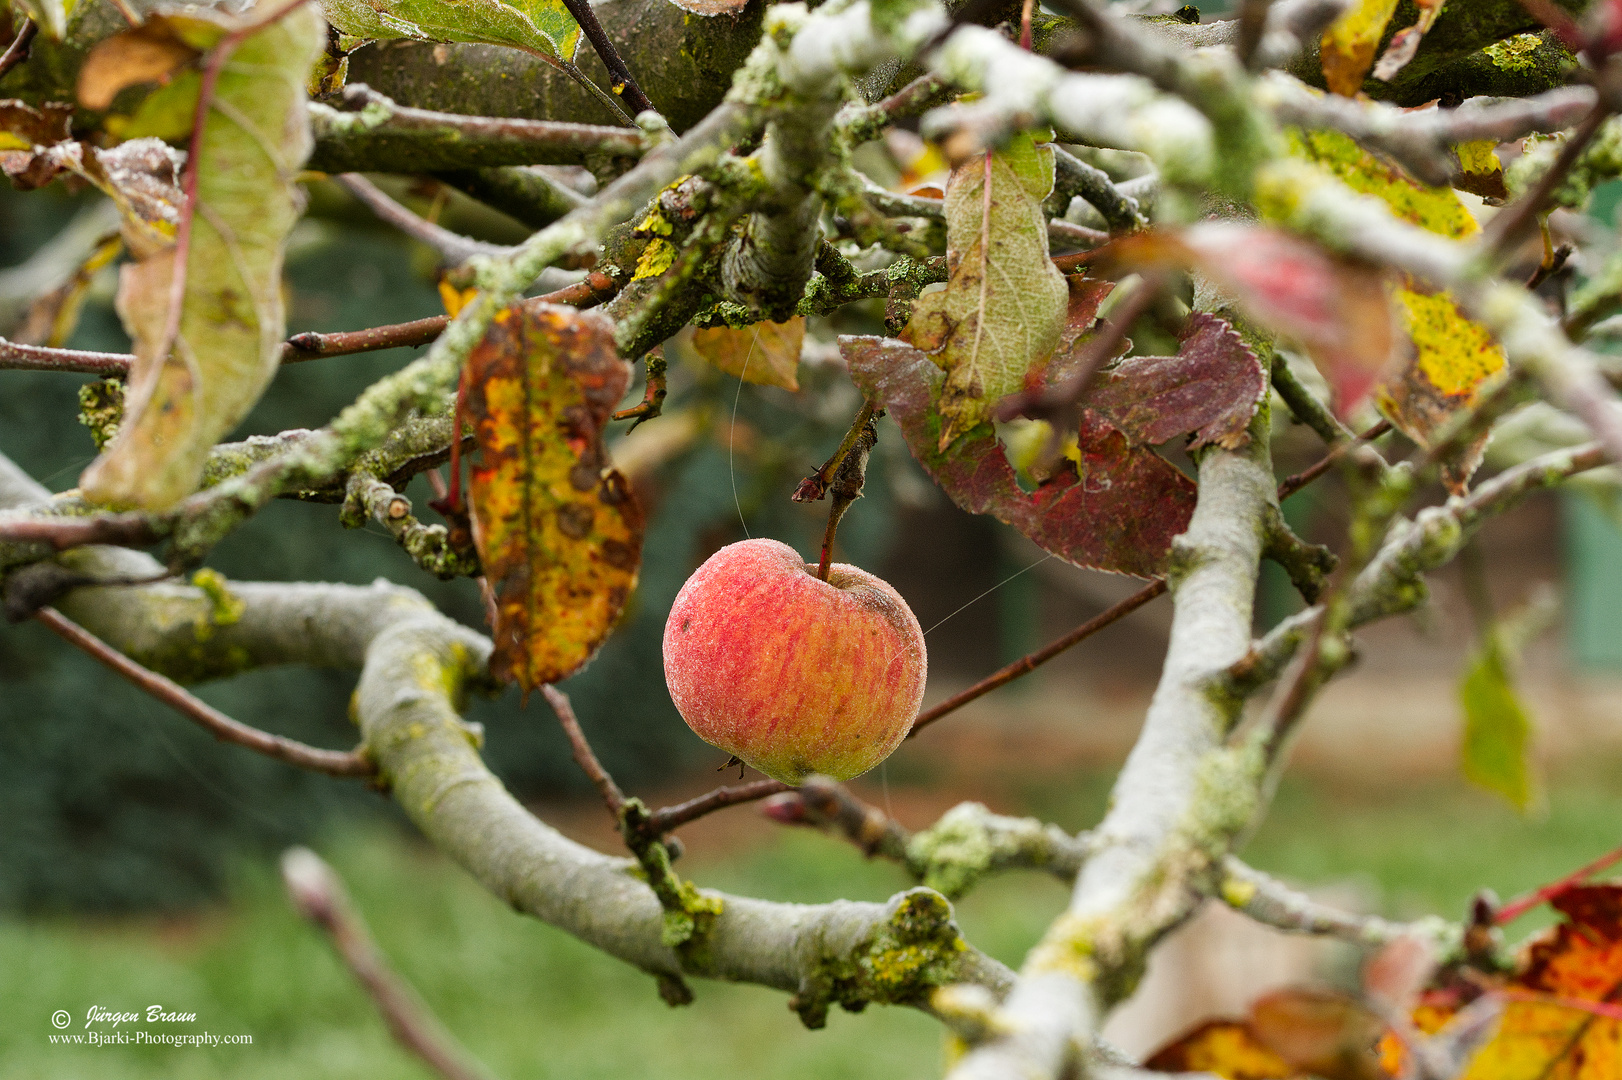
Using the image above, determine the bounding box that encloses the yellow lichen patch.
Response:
[1026,912,1101,982]
[1288,129,1478,239]
[633,238,676,281]
[1221,876,1259,909]
[1485,33,1545,74]
[1456,140,1503,179]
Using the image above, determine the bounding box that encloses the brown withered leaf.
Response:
[77,20,203,111]
[845,334,1196,579]
[691,316,804,391]
[1248,988,1389,1080]
[1107,225,1395,412]
[464,304,645,690]
[0,99,73,151]
[1145,1019,1300,1079]
[1084,312,1268,451]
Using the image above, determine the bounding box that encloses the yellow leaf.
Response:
[1320,0,1401,97]
[438,279,479,316]
[691,317,804,391]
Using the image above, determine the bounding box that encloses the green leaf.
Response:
[11,0,75,42]
[901,131,1069,452]
[1458,593,1556,813]
[79,4,327,511]
[319,0,582,61]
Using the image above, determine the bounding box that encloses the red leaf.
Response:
[844,335,1196,579]
[1083,312,1268,451]
[1106,225,1395,412]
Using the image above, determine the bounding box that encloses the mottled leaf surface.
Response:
[79,4,325,510]
[465,304,644,690]
[1319,0,1400,96]
[1289,128,1505,487]
[1086,312,1268,452]
[844,335,1195,579]
[1146,1020,1299,1079]
[902,133,1069,450]
[321,0,581,61]
[691,317,804,391]
[0,99,72,150]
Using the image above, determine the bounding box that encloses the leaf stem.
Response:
[558,0,658,121]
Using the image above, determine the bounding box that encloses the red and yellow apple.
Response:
[662,538,927,784]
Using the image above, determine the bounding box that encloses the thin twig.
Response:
[282,849,502,1080]
[1482,103,1611,265]
[0,17,37,80]
[337,174,512,265]
[0,513,161,550]
[1220,857,1433,945]
[36,607,373,777]
[909,579,1167,736]
[1276,419,1392,501]
[643,779,790,835]
[0,337,133,377]
[761,776,912,860]
[540,684,625,816]
[557,0,657,119]
[1495,841,1622,924]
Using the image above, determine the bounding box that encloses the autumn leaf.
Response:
[1372,0,1445,83]
[76,19,202,111]
[1444,885,1622,1079]
[1107,224,1395,410]
[1083,312,1268,452]
[1287,127,1505,488]
[691,317,805,391]
[844,334,1196,579]
[1320,0,1401,97]
[1145,1019,1300,1079]
[902,131,1069,451]
[79,3,325,511]
[1455,140,1508,201]
[464,304,644,690]
[320,0,582,62]
[0,99,73,151]
[1248,988,1389,1080]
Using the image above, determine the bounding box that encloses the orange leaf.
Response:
[691,317,804,391]
[1145,1019,1302,1079]
[1454,886,1622,1079]
[464,304,645,690]
[1249,988,1388,1080]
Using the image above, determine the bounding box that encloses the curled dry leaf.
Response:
[76,19,203,111]
[690,316,804,391]
[1107,224,1395,411]
[1144,1019,1299,1079]
[1319,0,1401,96]
[464,304,645,690]
[320,0,582,62]
[902,131,1069,451]
[79,3,326,511]
[0,99,73,150]
[844,334,1196,579]
[1372,0,1445,83]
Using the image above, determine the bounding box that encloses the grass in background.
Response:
[3,762,1620,1080]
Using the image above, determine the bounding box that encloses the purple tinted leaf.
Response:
[1087,312,1267,451]
[844,335,1196,579]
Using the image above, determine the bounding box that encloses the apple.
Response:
[662,538,928,785]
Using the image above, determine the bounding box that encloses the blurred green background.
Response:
[5,165,1622,1079]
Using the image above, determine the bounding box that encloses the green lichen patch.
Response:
[77,379,124,452]
[1483,32,1544,74]
[790,887,970,1029]
[188,568,245,641]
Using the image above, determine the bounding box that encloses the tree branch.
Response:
[282,848,502,1080]
[34,606,374,777]
[309,85,647,174]
[1220,857,1458,950]
[336,173,512,265]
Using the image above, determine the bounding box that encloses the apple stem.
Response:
[793,399,880,505]
[815,409,881,581]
